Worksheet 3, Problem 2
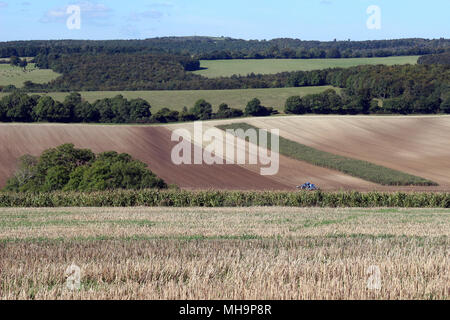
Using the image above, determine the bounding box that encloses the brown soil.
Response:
[2,116,450,192]
[0,124,289,190]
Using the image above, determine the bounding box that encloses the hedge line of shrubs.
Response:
[0,190,449,208]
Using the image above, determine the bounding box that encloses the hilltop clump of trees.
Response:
[4,144,167,192]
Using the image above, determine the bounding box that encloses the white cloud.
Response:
[40,1,112,24]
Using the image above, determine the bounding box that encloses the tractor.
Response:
[296,182,319,191]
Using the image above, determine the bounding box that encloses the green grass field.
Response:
[217,123,437,186]
[193,56,420,78]
[0,63,60,88]
[1,86,335,113]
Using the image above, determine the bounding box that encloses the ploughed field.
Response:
[168,115,450,192]
[243,115,450,190]
[0,207,448,299]
[1,115,450,191]
[0,124,287,190]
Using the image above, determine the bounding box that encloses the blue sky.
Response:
[0,0,448,41]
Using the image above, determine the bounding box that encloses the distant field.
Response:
[193,56,419,78]
[0,207,448,300]
[5,86,335,112]
[0,63,60,88]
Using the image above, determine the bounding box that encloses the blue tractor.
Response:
[296,182,319,191]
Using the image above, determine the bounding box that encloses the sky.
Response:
[0,0,448,41]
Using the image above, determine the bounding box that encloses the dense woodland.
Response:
[418,51,450,65]
[28,53,201,91]
[0,37,449,60]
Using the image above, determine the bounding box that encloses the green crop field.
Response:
[0,63,60,88]
[2,86,336,113]
[193,56,420,78]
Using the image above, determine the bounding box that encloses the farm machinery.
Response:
[296,182,320,191]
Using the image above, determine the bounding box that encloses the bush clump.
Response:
[4,144,167,192]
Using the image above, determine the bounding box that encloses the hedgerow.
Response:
[0,190,449,208]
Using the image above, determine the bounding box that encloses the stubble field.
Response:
[0,207,448,300]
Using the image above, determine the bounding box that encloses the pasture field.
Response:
[0,63,60,88]
[0,86,335,113]
[0,207,448,300]
[192,56,420,78]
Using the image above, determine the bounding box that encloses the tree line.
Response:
[0,37,448,60]
[0,92,249,124]
[1,88,449,126]
[285,89,450,115]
